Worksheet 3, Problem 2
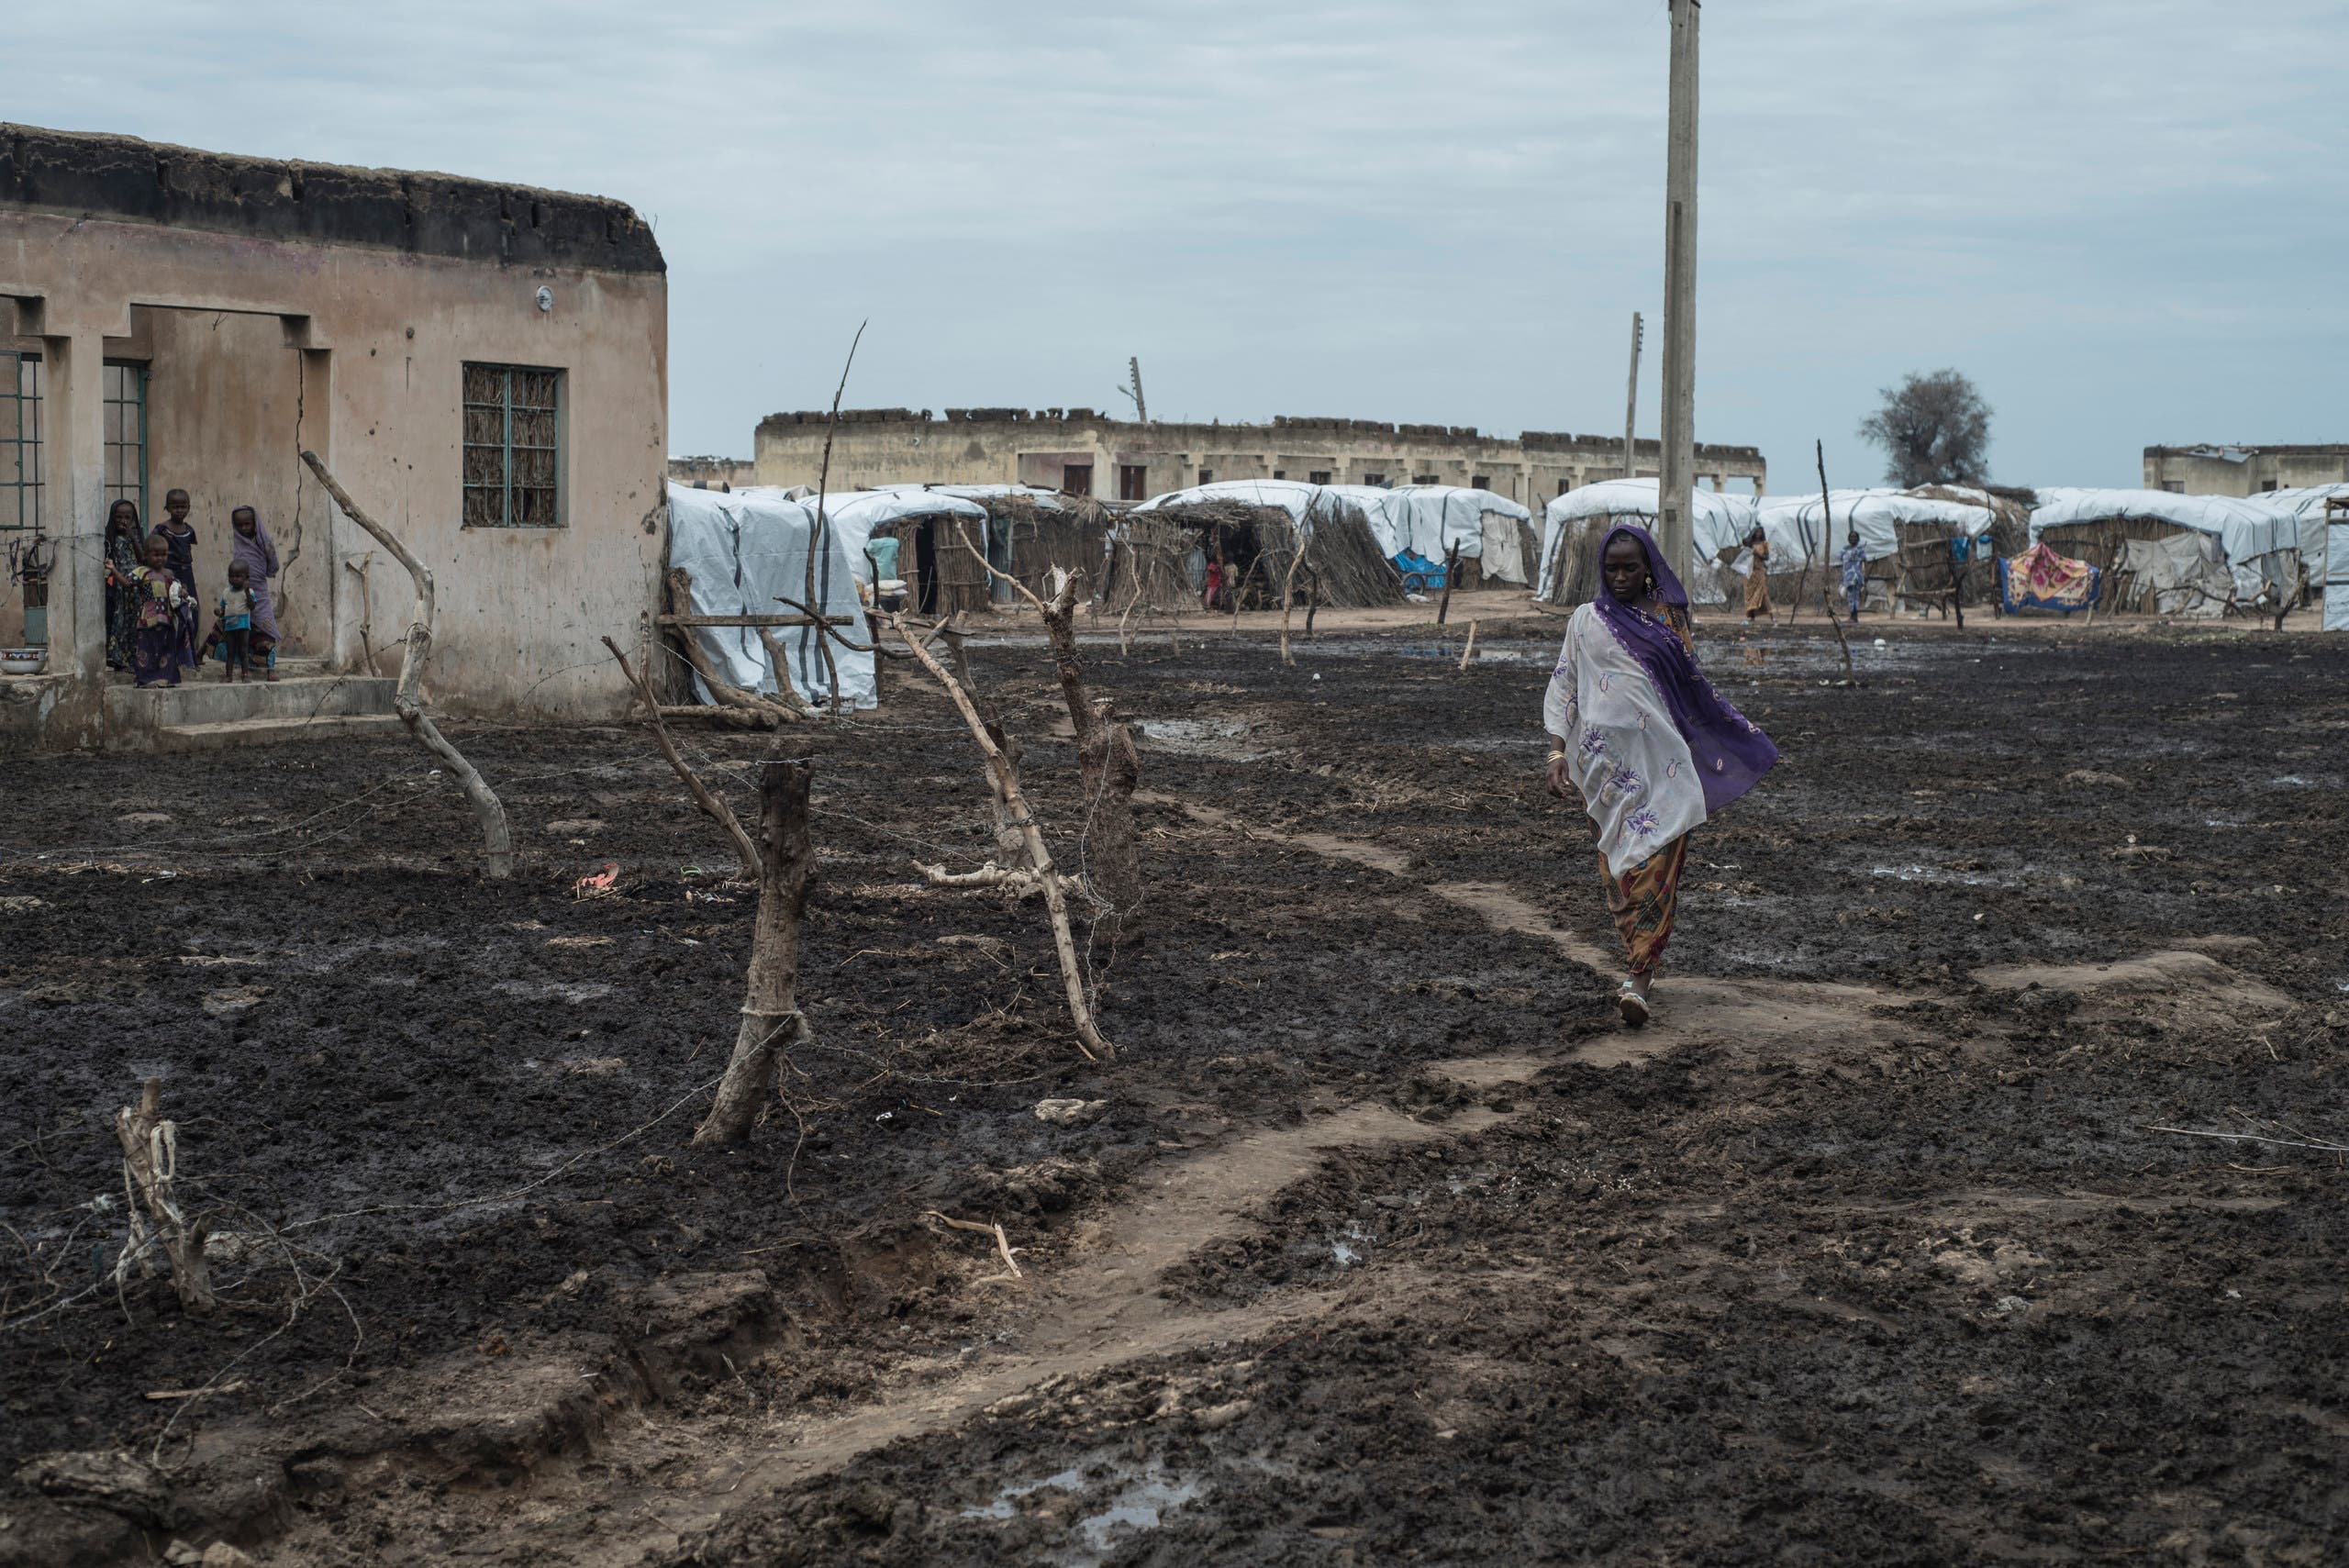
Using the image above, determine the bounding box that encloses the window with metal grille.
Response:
[1197,467,1213,485]
[2,351,39,531]
[1362,473,1386,488]
[1470,475,1490,491]
[104,362,148,521]
[1308,470,1331,485]
[1119,463,1148,500]
[462,363,564,527]
[1412,473,1437,485]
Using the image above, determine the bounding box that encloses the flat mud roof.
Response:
[0,122,663,274]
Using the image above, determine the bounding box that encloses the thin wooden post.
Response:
[1656,0,1701,581]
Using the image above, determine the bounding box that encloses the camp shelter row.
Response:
[1535,479,2349,617]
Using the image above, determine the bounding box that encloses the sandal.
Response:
[1617,982,1651,1028]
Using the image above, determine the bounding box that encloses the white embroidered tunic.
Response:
[1542,603,1709,876]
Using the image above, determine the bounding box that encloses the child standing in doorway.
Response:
[152,490,199,644]
[206,562,260,681]
[228,506,282,680]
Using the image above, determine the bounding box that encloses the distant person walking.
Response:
[228,506,283,680]
[1840,529,1867,621]
[1742,525,1773,623]
[1544,524,1778,1026]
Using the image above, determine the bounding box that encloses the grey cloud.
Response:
[14,0,2344,485]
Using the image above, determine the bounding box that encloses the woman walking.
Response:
[103,498,145,671]
[1741,523,1774,623]
[1543,525,1777,1025]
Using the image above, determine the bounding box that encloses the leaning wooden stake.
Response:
[887,601,1114,1062]
[603,636,762,880]
[1279,527,1313,667]
[1034,572,1143,949]
[693,758,818,1146]
[1812,440,1861,686]
[115,1079,216,1317]
[949,531,1145,947]
[302,450,513,877]
[1458,618,1479,673]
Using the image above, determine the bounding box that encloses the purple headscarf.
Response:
[1592,523,1778,814]
[229,510,282,641]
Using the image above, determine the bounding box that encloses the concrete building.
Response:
[668,454,756,491]
[2,124,666,750]
[2144,444,2349,496]
[754,409,1765,508]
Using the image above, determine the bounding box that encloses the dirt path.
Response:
[10,622,2343,1566]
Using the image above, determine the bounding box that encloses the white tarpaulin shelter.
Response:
[2328,505,2349,631]
[666,482,876,709]
[2029,487,2298,612]
[1539,480,1756,604]
[1374,485,1536,582]
[2254,484,2349,589]
[807,487,991,584]
[1753,488,1997,571]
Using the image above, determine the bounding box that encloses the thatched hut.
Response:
[1539,480,1754,607]
[1129,480,1404,609]
[2028,488,2296,615]
[872,483,1114,601]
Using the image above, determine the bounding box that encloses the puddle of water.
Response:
[493,980,613,1004]
[962,1457,1207,1566]
[962,1464,1086,1520]
[1330,1219,1372,1267]
[1868,863,2007,887]
[1131,717,1274,761]
[1074,1466,1205,1559]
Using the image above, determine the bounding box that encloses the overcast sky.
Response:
[16,1,2346,489]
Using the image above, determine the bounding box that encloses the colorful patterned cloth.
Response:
[1602,835,1689,974]
[2003,542,2098,610]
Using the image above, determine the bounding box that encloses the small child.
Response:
[206,562,260,681]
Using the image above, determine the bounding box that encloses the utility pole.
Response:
[1125,356,1148,425]
[1656,0,1700,577]
[1620,311,1643,484]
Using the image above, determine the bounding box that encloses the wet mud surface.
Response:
[3,615,2344,1565]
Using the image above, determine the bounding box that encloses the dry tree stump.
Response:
[115,1078,216,1317]
[693,757,818,1146]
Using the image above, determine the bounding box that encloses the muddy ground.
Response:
[3,612,2344,1566]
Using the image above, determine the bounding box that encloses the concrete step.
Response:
[105,673,399,732]
[155,713,407,751]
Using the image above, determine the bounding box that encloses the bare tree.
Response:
[301,450,514,877]
[1857,369,1992,487]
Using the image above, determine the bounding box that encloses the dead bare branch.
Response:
[602,636,762,880]
[301,450,514,877]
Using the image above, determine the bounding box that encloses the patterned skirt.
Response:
[1599,833,1689,975]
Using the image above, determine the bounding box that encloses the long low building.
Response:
[2144,443,2349,497]
[754,408,1765,511]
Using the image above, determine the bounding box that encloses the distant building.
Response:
[2143,444,2349,496]
[668,454,756,491]
[754,409,1766,508]
[3,124,666,750]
